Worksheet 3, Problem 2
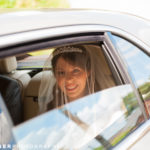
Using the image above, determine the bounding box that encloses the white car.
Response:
[0,9,150,150]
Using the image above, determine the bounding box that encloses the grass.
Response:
[0,0,16,8]
[94,146,106,150]
[111,129,131,146]
[0,0,70,8]
[93,129,131,150]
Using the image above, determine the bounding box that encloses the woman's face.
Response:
[55,57,89,101]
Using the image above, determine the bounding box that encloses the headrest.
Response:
[26,72,42,97]
[0,56,17,73]
[26,71,54,97]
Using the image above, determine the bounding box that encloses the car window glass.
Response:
[109,34,150,117]
[13,85,144,149]
[0,94,16,148]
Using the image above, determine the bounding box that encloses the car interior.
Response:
[0,43,121,125]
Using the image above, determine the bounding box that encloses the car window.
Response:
[0,42,146,149]
[109,34,150,117]
[16,49,53,70]
[12,85,144,150]
[0,94,16,148]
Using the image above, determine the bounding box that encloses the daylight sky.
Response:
[68,0,150,21]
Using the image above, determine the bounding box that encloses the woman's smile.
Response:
[65,84,78,92]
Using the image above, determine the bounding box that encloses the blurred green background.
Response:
[0,0,70,8]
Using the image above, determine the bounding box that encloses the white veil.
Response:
[38,44,115,113]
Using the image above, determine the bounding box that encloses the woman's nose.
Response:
[65,73,74,82]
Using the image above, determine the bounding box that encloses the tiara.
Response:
[53,46,83,57]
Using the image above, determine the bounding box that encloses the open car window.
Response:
[13,85,144,150]
[16,49,53,70]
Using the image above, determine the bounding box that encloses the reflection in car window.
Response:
[110,35,150,117]
[13,85,143,150]
[0,95,16,147]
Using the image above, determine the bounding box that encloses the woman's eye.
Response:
[72,69,80,74]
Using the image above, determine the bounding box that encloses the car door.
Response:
[107,32,150,117]
[105,32,150,150]
[0,24,149,150]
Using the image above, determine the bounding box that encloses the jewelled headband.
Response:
[53,46,83,57]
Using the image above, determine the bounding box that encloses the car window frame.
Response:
[0,24,150,58]
[104,32,148,120]
[104,32,150,150]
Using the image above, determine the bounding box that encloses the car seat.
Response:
[0,56,31,124]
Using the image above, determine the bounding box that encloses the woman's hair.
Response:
[51,45,91,74]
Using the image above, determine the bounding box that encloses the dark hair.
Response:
[52,45,90,74]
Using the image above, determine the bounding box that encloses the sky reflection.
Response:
[12,85,141,149]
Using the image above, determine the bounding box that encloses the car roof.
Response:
[0,9,150,48]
